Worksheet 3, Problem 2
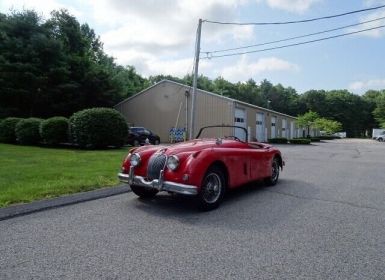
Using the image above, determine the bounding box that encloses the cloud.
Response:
[349,78,385,92]
[0,0,81,19]
[110,49,213,78]
[263,0,321,13]
[91,0,253,54]
[347,9,385,38]
[220,56,299,82]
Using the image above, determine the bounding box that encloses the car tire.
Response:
[130,185,158,199]
[154,139,160,145]
[197,166,226,211]
[133,140,140,146]
[379,138,384,142]
[264,157,280,186]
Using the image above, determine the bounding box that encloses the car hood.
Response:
[132,139,244,155]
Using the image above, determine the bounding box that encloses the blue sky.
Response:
[1,0,385,94]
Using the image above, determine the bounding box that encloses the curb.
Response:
[0,184,130,221]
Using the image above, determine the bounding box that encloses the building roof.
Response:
[114,79,297,119]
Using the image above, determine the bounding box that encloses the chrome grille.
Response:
[147,154,167,180]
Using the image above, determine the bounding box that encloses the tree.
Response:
[296,111,320,137]
[314,118,342,134]
[0,9,146,118]
[373,93,385,128]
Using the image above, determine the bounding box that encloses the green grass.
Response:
[0,143,130,208]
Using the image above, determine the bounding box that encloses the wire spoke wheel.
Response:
[202,173,222,204]
[198,166,226,210]
[264,157,280,186]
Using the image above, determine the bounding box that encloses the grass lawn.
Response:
[0,143,130,208]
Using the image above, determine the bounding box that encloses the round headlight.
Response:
[130,153,141,167]
[167,155,179,171]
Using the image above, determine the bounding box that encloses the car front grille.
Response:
[147,153,167,180]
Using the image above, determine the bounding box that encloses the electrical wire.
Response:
[201,24,385,59]
[201,16,385,54]
[204,4,385,25]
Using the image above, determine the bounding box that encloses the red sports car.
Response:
[118,125,284,210]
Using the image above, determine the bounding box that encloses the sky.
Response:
[1,0,385,95]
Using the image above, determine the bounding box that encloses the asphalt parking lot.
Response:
[1,139,385,279]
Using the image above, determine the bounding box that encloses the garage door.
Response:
[271,116,277,138]
[282,118,287,137]
[234,108,247,140]
[256,112,265,142]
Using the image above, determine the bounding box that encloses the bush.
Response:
[40,117,69,145]
[319,135,337,140]
[290,138,311,144]
[0,117,23,143]
[268,137,288,144]
[69,108,128,149]
[310,137,321,142]
[15,118,42,145]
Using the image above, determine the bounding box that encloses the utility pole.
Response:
[189,18,202,140]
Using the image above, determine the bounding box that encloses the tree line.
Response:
[1,9,384,137]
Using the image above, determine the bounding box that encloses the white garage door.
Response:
[290,121,294,139]
[271,116,277,138]
[256,112,265,142]
[234,108,247,140]
[282,118,287,137]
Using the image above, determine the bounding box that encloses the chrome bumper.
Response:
[118,166,198,196]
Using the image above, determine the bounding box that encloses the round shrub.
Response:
[40,117,69,145]
[290,138,311,145]
[69,108,128,149]
[0,117,23,143]
[15,118,42,145]
[268,137,288,144]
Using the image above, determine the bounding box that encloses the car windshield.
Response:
[196,125,248,142]
[130,127,143,133]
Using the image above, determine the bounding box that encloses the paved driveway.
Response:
[1,139,385,279]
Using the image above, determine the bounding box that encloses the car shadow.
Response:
[129,178,319,231]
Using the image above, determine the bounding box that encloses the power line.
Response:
[201,16,385,54]
[204,4,385,25]
[201,24,385,59]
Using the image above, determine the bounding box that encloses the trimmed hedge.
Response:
[40,117,69,145]
[268,137,288,144]
[319,135,338,140]
[69,108,128,149]
[15,118,42,145]
[290,138,311,144]
[0,117,23,143]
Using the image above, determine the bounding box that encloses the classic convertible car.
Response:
[118,125,284,210]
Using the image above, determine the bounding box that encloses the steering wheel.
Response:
[224,135,241,142]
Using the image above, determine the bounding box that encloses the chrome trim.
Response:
[118,169,198,196]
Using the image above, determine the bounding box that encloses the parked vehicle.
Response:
[127,127,160,146]
[372,128,385,140]
[119,125,284,210]
[375,132,385,142]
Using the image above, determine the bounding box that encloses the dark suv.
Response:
[128,127,160,146]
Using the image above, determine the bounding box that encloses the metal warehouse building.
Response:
[115,80,310,143]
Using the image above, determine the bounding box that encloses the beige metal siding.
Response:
[115,80,302,143]
[115,82,188,142]
[194,90,233,138]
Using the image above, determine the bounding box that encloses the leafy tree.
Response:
[373,93,385,128]
[314,118,342,134]
[296,111,320,137]
[0,9,146,118]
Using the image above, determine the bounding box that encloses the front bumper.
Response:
[118,166,198,196]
